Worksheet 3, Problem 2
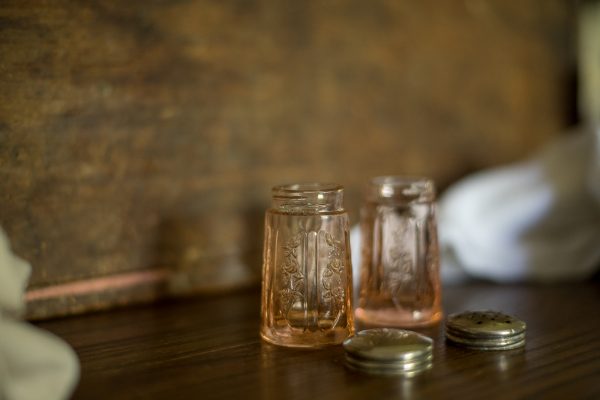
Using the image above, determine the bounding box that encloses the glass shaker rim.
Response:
[367,175,435,203]
[271,182,345,214]
[272,182,343,194]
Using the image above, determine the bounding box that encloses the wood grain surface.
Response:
[37,282,600,400]
[0,0,575,318]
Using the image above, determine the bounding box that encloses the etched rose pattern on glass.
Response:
[356,177,442,327]
[260,183,354,347]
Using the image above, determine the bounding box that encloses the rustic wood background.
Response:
[0,0,575,319]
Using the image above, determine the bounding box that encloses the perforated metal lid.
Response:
[446,310,526,350]
[343,328,433,375]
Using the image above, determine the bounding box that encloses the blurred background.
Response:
[0,0,580,319]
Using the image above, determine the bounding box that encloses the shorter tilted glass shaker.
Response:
[356,176,442,327]
[260,183,354,347]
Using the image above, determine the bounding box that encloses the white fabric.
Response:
[351,127,600,284]
[439,127,600,282]
[0,228,79,400]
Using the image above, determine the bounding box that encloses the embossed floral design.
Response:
[387,222,416,309]
[279,232,304,323]
[322,232,345,328]
[387,218,436,310]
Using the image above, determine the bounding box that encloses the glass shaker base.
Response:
[260,327,353,348]
[355,307,442,328]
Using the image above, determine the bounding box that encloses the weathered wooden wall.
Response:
[0,0,575,318]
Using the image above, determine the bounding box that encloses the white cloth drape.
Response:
[438,127,600,282]
[0,228,79,400]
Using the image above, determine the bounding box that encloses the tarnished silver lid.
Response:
[446,310,526,350]
[343,328,433,375]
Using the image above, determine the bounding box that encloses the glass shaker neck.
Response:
[271,183,344,214]
[367,176,435,204]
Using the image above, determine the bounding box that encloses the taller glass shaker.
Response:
[260,183,354,347]
[356,176,442,327]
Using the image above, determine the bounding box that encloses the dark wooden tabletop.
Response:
[38,282,600,400]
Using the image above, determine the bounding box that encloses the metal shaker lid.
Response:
[446,310,526,350]
[343,328,433,375]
